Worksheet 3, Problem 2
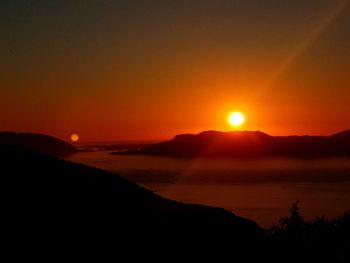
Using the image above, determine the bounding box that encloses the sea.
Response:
[66,143,350,227]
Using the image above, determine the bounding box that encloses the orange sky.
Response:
[1,1,349,141]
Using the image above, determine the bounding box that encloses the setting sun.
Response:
[70,133,79,142]
[228,112,245,127]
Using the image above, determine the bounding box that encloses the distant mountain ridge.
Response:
[0,131,77,157]
[331,129,350,138]
[114,129,350,158]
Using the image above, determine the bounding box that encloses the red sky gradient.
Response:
[1,1,349,141]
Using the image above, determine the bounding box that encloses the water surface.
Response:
[67,150,350,227]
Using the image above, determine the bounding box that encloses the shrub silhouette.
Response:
[267,202,350,262]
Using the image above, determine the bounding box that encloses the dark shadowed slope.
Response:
[331,129,350,140]
[114,130,350,158]
[1,145,262,257]
[0,131,77,157]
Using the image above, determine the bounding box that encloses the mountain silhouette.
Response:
[1,144,262,258]
[0,131,77,157]
[331,129,350,139]
[2,133,349,260]
[115,129,350,158]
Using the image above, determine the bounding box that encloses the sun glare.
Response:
[228,112,245,127]
[70,133,79,142]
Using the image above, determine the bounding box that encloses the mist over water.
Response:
[67,150,350,227]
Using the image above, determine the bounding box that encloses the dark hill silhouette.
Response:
[331,129,350,139]
[2,136,349,261]
[1,145,262,258]
[0,131,77,156]
[114,129,350,158]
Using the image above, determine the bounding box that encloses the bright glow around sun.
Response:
[228,112,245,127]
[70,133,79,142]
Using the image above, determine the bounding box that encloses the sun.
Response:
[70,133,80,142]
[228,112,245,127]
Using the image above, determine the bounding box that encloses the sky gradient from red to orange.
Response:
[1,0,349,141]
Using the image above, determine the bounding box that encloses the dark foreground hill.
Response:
[0,131,77,156]
[1,145,262,258]
[1,143,349,261]
[114,129,350,158]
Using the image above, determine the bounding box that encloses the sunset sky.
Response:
[1,0,349,141]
